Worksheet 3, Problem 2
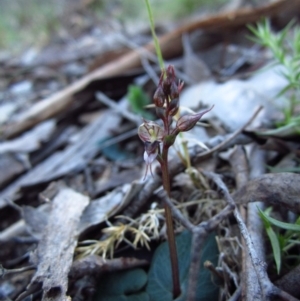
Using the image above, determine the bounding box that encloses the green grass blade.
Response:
[266,225,281,274]
[258,208,300,231]
[258,208,281,273]
[144,0,164,69]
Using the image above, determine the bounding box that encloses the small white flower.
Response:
[143,147,158,180]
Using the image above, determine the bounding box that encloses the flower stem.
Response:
[160,146,181,299]
[144,0,164,70]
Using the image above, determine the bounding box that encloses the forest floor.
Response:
[1,1,300,301]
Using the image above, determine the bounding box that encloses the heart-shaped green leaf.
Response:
[146,231,219,301]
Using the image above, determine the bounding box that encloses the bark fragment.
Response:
[18,187,89,301]
[234,173,300,214]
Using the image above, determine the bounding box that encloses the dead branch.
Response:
[0,264,35,277]
[233,173,300,214]
[194,106,263,162]
[245,146,267,301]
[228,145,267,301]
[69,255,148,280]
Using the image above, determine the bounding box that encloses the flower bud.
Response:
[175,106,214,132]
[162,79,171,97]
[166,65,175,80]
[170,81,179,100]
[169,98,179,116]
[153,85,165,107]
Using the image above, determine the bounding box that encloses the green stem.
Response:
[160,146,181,299]
[144,0,164,70]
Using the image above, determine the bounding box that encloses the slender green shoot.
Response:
[144,0,164,69]
[248,19,300,128]
[258,207,300,274]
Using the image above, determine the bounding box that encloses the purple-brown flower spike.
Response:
[138,65,213,181]
[137,64,214,298]
[173,105,214,134]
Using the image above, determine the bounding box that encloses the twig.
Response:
[0,264,35,277]
[96,91,140,125]
[194,106,263,162]
[228,145,267,300]
[156,189,194,231]
[69,255,149,279]
[228,287,242,301]
[246,146,267,301]
[96,128,137,150]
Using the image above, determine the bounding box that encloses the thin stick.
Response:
[195,106,263,161]
[96,91,140,125]
[0,264,35,277]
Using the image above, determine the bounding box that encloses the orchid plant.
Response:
[138,65,213,298]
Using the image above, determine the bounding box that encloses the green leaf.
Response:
[266,225,281,274]
[258,208,281,274]
[258,208,300,231]
[287,239,300,245]
[146,231,219,301]
[266,165,300,173]
[93,268,149,301]
[126,85,154,120]
[255,123,300,138]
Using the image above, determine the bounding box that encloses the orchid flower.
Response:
[138,121,164,179]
